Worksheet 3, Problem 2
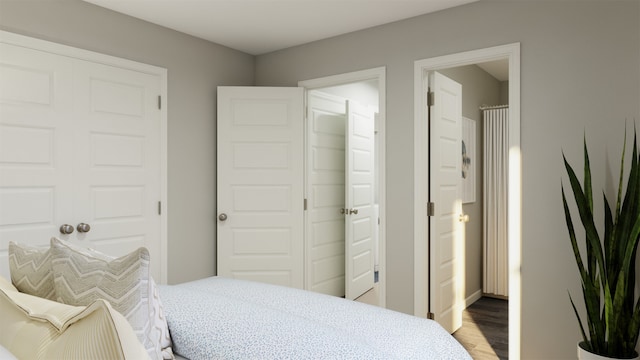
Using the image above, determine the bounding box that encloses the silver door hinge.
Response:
[427,202,435,217]
[427,91,434,107]
[427,312,435,320]
[158,201,162,215]
[304,198,307,211]
[158,96,162,110]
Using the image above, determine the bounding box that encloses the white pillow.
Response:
[0,275,149,359]
[8,242,55,300]
[50,237,173,359]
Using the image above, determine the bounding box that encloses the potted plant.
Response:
[562,129,640,359]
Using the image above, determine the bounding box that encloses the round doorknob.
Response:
[59,224,74,235]
[76,223,91,233]
[218,213,228,221]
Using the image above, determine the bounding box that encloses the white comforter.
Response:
[159,277,471,360]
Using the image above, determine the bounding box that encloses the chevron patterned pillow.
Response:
[8,242,56,301]
[50,237,172,360]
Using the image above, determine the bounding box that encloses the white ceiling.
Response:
[83,0,478,55]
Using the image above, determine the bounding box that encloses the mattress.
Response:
[159,276,471,360]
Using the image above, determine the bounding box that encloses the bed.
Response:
[2,238,470,359]
[158,276,472,360]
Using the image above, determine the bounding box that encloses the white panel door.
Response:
[345,100,376,300]
[0,44,74,279]
[429,71,464,333]
[306,91,346,296]
[217,86,304,289]
[0,41,163,281]
[72,60,162,279]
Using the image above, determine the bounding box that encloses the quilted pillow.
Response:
[50,237,173,359]
[8,242,55,300]
[0,275,148,359]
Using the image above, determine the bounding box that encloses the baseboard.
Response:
[464,289,483,308]
[482,293,509,301]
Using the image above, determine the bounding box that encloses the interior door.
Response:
[0,41,163,280]
[0,43,74,280]
[428,71,464,333]
[306,91,346,296]
[344,100,376,300]
[216,86,304,289]
[73,59,162,279]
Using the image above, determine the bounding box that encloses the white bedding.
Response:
[159,277,471,360]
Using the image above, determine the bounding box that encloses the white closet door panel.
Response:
[72,60,162,279]
[345,100,375,300]
[306,92,346,296]
[0,43,75,278]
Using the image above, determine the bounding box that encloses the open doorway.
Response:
[413,43,521,359]
[299,67,387,308]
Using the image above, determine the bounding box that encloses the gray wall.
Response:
[500,81,509,104]
[255,1,640,358]
[0,0,256,284]
[438,65,502,301]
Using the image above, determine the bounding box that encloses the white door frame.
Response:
[0,30,169,284]
[413,43,521,358]
[299,67,386,308]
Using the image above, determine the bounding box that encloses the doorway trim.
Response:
[413,43,521,358]
[299,67,386,308]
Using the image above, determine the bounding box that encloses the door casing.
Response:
[413,43,521,359]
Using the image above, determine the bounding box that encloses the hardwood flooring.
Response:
[453,297,509,359]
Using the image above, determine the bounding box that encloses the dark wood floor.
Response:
[453,297,509,359]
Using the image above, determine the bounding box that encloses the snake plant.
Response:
[562,128,640,358]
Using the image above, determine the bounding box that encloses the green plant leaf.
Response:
[562,126,640,357]
[563,154,606,281]
[570,291,589,345]
[563,186,587,277]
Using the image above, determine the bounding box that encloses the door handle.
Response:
[459,214,469,223]
[342,208,359,215]
[218,213,228,221]
[76,223,91,233]
[59,224,74,235]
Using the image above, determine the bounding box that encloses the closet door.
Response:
[306,91,346,296]
[72,59,162,279]
[344,100,376,300]
[0,40,163,281]
[0,43,75,268]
